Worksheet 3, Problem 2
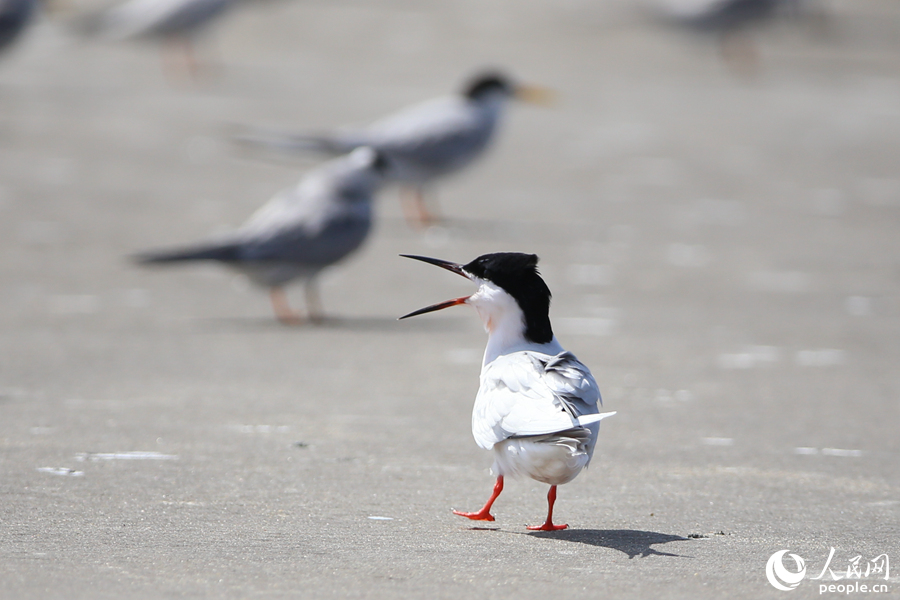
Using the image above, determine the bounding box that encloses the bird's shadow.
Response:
[523,529,693,559]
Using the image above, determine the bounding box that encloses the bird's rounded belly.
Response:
[491,437,589,486]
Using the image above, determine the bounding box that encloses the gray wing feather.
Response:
[93,0,234,39]
[232,128,361,156]
[238,208,371,266]
[472,350,602,449]
[363,97,496,173]
[231,171,373,266]
[133,240,242,264]
[542,351,603,419]
[233,96,497,180]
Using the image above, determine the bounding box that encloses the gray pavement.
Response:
[1,0,899,598]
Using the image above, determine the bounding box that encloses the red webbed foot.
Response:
[452,509,496,522]
[453,475,503,522]
[527,485,567,531]
[526,521,568,531]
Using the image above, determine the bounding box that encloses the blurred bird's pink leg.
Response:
[526,485,567,531]
[453,475,503,521]
[401,187,436,228]
[270,287,302,325]
[719,30,759,79]
[162,35,200,83]
[182,37,200,81]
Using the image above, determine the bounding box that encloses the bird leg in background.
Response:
[526,485,567,531]
[163,34,200,82]
[269,287,303,325]
[304,280,324,323]
[453,475,503,522]
[401,186,438,228]
[718,30,760,79]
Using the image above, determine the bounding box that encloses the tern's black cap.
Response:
[463,72,514,100]
[463,252,553,344]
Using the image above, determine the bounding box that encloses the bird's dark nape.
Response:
[463,252,554,344]
[463,71,514,100]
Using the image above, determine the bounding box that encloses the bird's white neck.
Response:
[467,279,562,367]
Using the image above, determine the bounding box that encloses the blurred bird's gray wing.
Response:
[231,126,365,157]
[231,96,491,174]
[149,0,235,35]
[133,215,369,269]
[133,239,243,264]
[85,0,234,39]
[366,98,495,172]
[234,188,373,267]
[238,212,371,266]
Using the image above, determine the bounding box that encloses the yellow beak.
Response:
[514,84,557,106]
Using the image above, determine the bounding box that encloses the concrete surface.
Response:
[1,0,898,598]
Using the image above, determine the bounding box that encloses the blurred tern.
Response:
[235,71,553,226]
[400,252,614,530]
[0,0,37,54]
[659,0,810,75]
[80,0,240,77]
[135,147,388,324]
[92,0,236,40]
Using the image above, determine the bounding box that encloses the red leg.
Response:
[453,475,503,521]
[527,485,568,531]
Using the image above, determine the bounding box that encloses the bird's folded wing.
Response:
[235,186,371,265]
[542,351,603,414]
[100,0,193,37]
[366,97,467,141]
[472,351,603,450]
[365,98,487,164]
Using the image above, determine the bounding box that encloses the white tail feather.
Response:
[576,411,616,426]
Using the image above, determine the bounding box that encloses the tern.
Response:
[659,0,809,75]
[135,147,388,324]
[79,0,240,77]
[234,71,553,226]
[0,0,37,54]
[399,252,614,531]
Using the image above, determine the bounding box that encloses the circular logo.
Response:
[766,550,807,591]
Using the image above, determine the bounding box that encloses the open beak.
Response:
[398,254,472,320]
[514,83,556,106]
